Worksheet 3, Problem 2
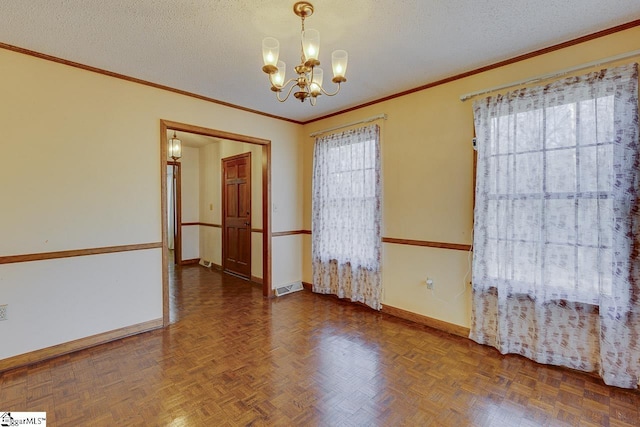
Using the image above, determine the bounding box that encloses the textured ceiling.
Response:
[2,1,640,122]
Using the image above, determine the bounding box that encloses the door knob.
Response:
[244,222,250,226]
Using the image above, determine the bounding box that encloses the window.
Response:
[470,63,639,389]
[316,136,378,264]
[311,124,382,310]
[473,65,638,306]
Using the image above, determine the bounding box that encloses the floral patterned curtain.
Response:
[470,63,640,388]
[312,124,382,310]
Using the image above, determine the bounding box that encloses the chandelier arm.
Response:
[281,77,300,88]
[267,72,276,87]
[275,82,299,103]
[318,82,341,97]
[267,73,299,90]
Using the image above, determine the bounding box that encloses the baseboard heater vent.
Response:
[275,282,303,297]
[199,259,212,268]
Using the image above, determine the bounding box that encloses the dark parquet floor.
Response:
[1,263,639,426]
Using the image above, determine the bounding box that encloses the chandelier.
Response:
[261,1,348,105]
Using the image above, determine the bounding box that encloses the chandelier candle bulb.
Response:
[272,61,286,88]
[310,67,323,95]
[302,29,320,66]
[262,37,279,73]
[332,50,348,82]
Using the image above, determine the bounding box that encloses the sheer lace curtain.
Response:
[312,124,382,310]
[470,63,640,388]
[167,167,175,250]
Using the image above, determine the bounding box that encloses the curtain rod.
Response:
[309,114,387,137]
[460,49,640,102]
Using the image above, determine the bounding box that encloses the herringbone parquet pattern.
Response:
[1,264,639,426]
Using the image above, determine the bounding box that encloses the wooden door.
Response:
[222,152,251,278]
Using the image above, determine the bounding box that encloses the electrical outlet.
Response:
[0,304,7,321]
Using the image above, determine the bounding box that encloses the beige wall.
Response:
[301,27,640,329]
[270,125,306,287]
[199,142,221,265]
[0,47,300,360]
[180,146,200,261]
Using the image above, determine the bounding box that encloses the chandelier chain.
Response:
[300,15,306,65]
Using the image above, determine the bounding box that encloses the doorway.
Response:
[160,120,272,326]
[222,152,252,278]
[167,161,182,266]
